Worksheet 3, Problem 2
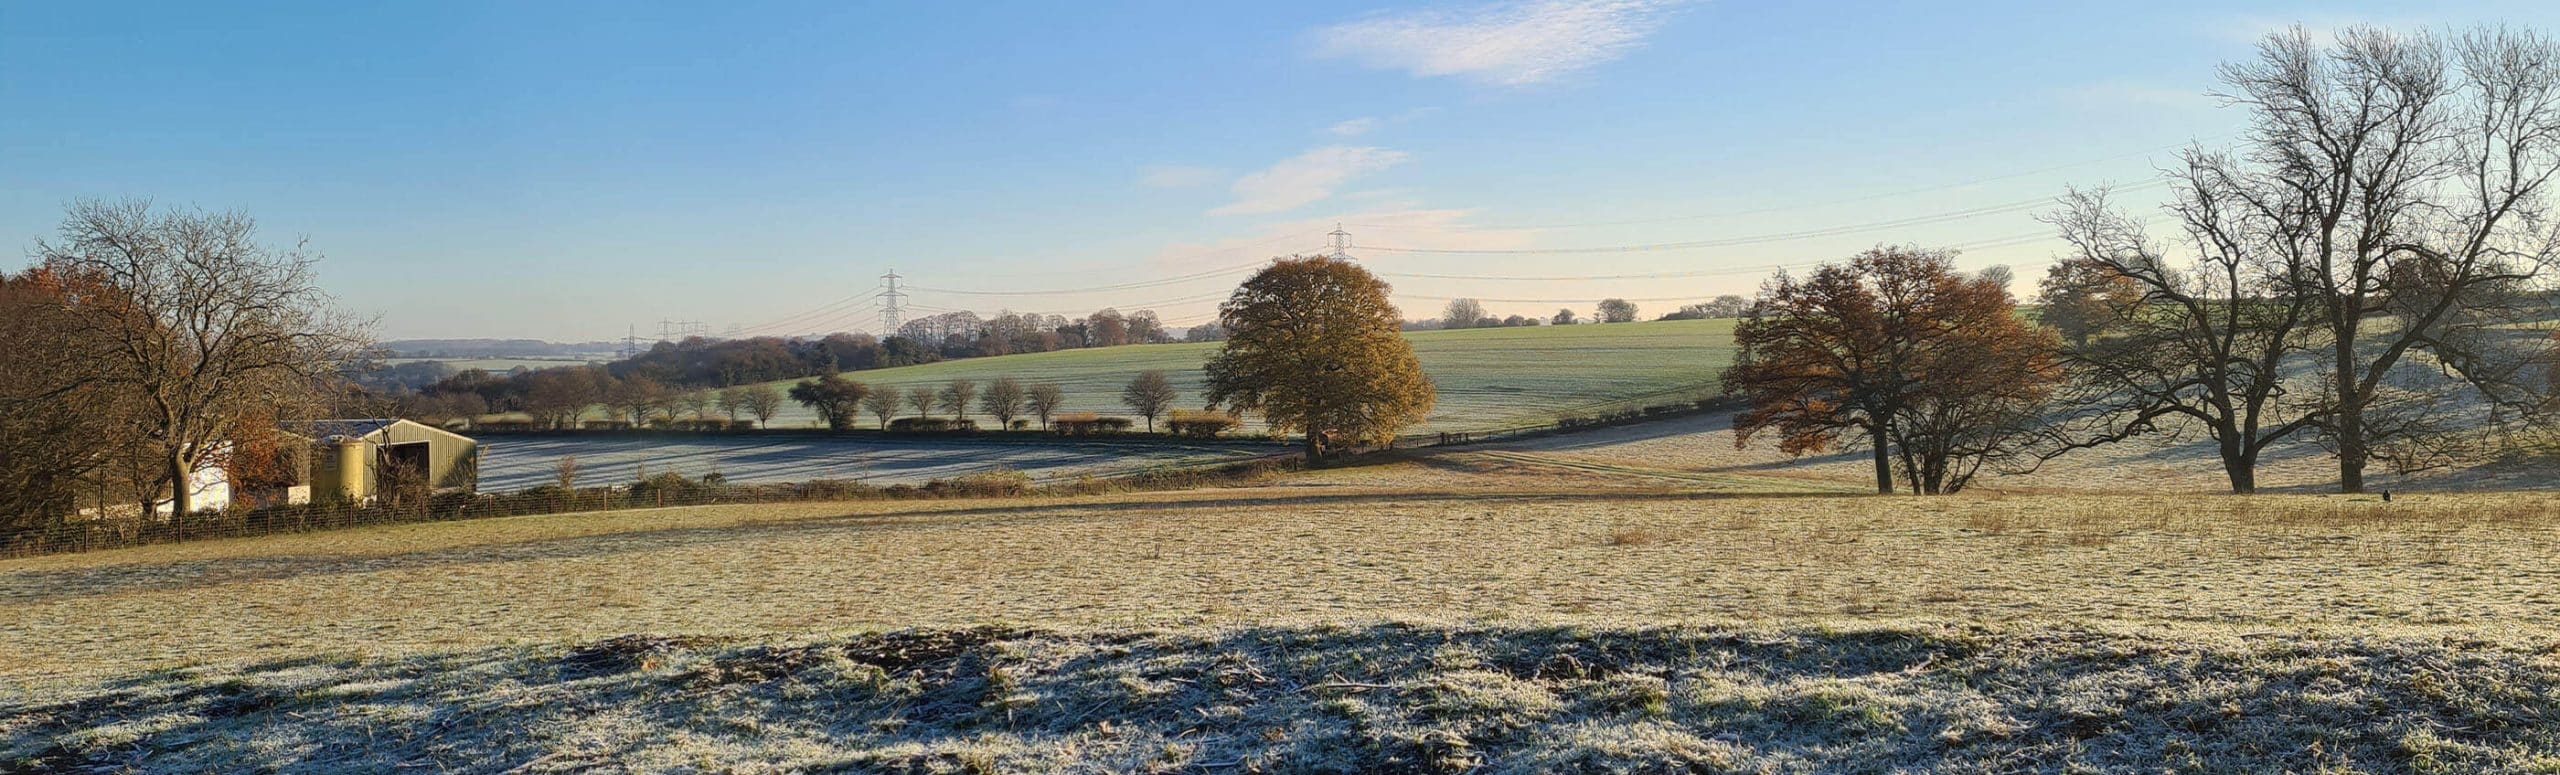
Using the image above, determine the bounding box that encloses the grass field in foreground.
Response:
[11,487,2557,685]
[7,487,2560,771]
[16,623,2560,773]
[744,319,1736,433]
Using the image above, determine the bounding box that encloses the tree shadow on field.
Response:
[0,490,1858,605]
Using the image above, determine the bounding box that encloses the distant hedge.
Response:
[888,417,979,433]
[1166,410,1240,439]
[1053,413,1134,436]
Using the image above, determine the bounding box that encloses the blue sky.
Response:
[7,1,2558,340]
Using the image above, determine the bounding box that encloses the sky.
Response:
[8,1,2560,341]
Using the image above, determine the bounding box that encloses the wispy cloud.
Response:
[1138,164,1224,189]
[1328,117,1381,137]
[1314,0,1686,86]
[1210,146,1410,217]
[1325,107,1443,138]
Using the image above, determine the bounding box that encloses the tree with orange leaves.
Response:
[1722,246,2060,494]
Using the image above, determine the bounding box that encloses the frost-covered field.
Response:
[8,488,2560,771]
[471,434,1272,491]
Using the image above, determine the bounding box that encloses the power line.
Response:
[907,257,1275,297]
[1352,179,2168,255]
[731,287,881,332]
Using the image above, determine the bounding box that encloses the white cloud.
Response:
[1314,0,1686,86]
[1138,165,1224,189]
[1210,146,1411,216]
[1329,117,1381,137]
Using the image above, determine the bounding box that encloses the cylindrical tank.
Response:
[335,439,369,502]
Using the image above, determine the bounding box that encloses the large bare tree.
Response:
[2219,27,2560,491]
[35,200,367,521]
[2037,180,2329,494]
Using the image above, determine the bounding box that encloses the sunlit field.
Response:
[9,479,2560,771]
[740,319,1736,433]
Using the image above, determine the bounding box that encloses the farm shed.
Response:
[305,419,481,502]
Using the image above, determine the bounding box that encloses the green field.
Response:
[749,319,1736,433]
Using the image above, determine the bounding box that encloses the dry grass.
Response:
[9,480,2560,771]
[8,487,2560,692]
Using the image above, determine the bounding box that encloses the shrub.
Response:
[629,471,705,503]
[1166,410,1240,439]
[888,417,979,433]
[1052,413,1134,436]
[929,469,1034,497]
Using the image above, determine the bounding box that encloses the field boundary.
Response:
[0,456,1298,560]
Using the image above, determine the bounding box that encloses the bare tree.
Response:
[680,390,712,425]
[1441,298,1486,330]
[907,386,936,419]
[860,387,900,429]
[1027,383,1066,429]
[743,384,783,428]
[1122,370,1179,432]
[609,378,667,428]
[34,200,367,521]
[2220,27,2560,490]
[982,377,1026,428]
[938,379,978,422]
[716,387,747,424]
[2036,184,2329,494]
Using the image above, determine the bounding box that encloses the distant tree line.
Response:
[396,306,1193,426]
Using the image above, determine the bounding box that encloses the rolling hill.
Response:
[745,319,1737,434]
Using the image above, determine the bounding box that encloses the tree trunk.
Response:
[1303,428,1322,464]
[167,453,191,538]
[1868,422,1894,495]
[2219,437,2258,495]
[2334,333,2366,494]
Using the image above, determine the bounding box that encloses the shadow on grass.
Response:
[12,622,2560,773]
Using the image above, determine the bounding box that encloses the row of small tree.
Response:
[1434,298,1646,329]
[784,370,1200,433]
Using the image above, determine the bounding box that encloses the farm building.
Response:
[304,419,482,503]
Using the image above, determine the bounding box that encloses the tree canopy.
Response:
[1204,256,1435,461]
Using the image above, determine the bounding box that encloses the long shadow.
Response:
[0,489,1863,605]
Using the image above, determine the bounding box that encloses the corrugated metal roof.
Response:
[307,418,401,440]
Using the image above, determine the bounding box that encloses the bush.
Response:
[1166,410,1240,439]
[928,469,1034,497]
[888,417,979,433]
[629,471,706,503]
[1052,413,1134,436]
